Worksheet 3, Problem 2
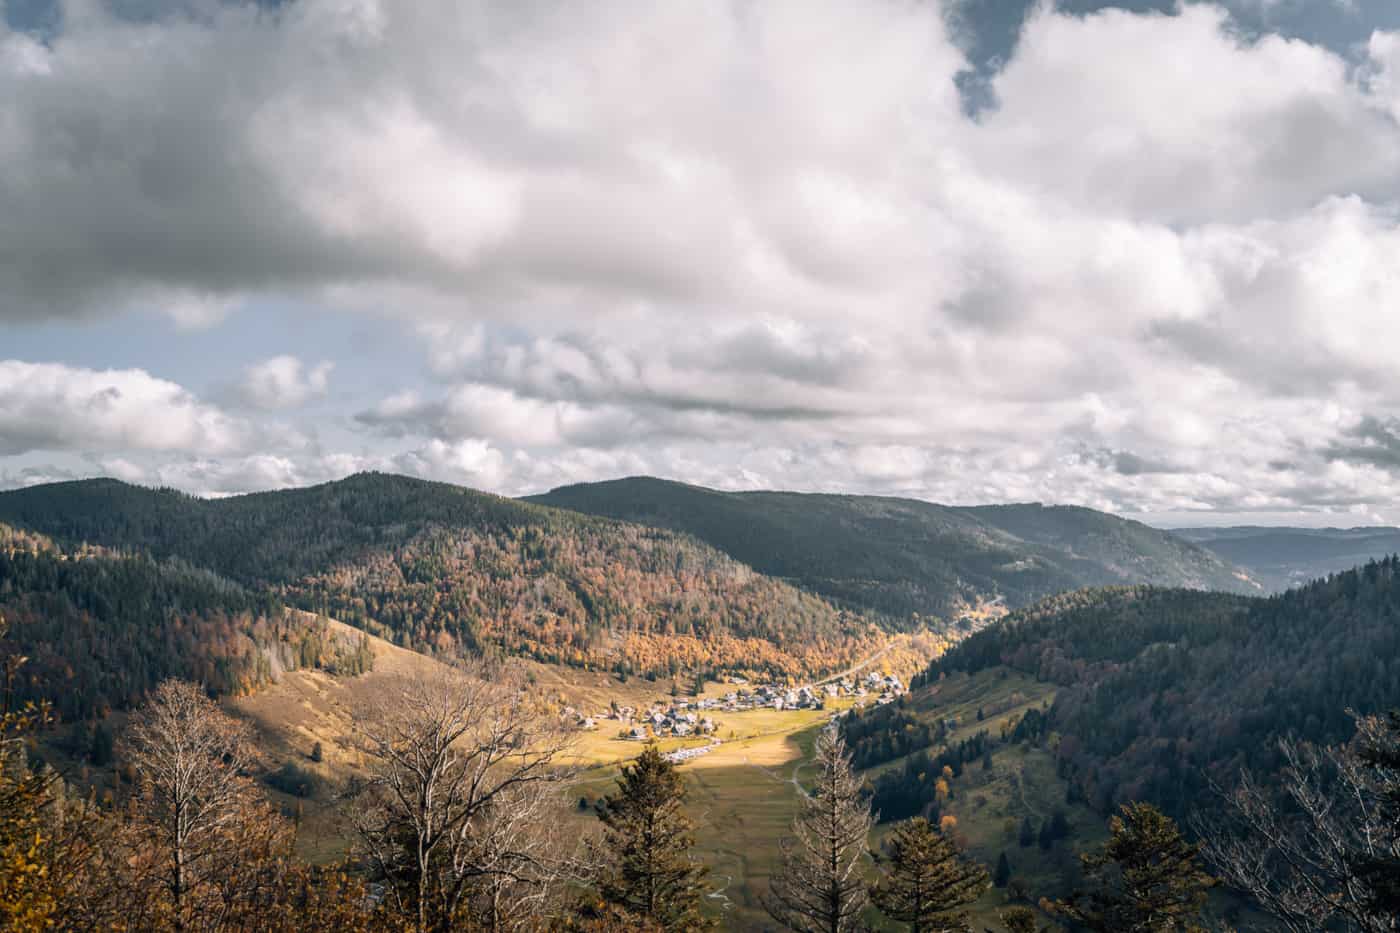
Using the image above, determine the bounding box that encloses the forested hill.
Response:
[893,561,1400,819]
[1175,524,1400,591]
[0,524,373,720]
[0,474,885,679]
[527,477,1257,621]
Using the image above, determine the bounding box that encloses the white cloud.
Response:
[7,2,1400,519]
[237,355,334,410]
[0,361,252,456]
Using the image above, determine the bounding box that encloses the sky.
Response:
[5,0,1400,527]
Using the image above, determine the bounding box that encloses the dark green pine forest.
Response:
[854,559,1400,824]
[529,476,1258,621]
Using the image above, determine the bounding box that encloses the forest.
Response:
[0,524,372,720]
[0,475,885,679]
[6,638,1397,932]
[5,476,1400,929]
[864,560,1400,819]
[529,476,1254,621]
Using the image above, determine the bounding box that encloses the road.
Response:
[810,640,896,689]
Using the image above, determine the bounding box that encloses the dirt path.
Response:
[1013,764,1043,821]
[706,874,734,910]
[790,763,809,800]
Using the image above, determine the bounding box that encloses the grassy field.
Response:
[568,709,836,928]
[220,620,1092,929]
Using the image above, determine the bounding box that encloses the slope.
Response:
[0,474,882,679]
[855,561,1400,829]
[527,476,1256,621]
[1175,524,1400,591]
[0,523,373,721]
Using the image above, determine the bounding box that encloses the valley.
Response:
[5,473,1400,930]
[1178,524,1400,592]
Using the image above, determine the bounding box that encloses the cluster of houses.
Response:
[564,670,907,740]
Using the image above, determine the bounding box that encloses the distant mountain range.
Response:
[1174,525,1400,591]
[528,476,1259,620]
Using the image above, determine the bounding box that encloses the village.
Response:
[563,670,907,743]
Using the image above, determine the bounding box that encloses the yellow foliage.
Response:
[0,830,57,932]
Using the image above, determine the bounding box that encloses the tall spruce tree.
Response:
[1054,802,1215,932]
[594,745,710,931]
[993,852,1011,888]
[870,817,989,933]
[764,728,873,933]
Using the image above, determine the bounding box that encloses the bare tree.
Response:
[1198,715,1400,933]
[764,726,874,933]
[123,679,261,932]
[348,664,581,932]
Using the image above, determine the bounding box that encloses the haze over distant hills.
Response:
[527,476,1258,620]
[1175,525,1400,592]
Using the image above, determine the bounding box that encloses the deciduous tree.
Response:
[351,666,579,933]
[1200,712,1400,933]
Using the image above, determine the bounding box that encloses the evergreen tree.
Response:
[1050,809,1070,841]
[310,740,323,763]
[595,745,710,931]
[765,728,872,933]
[89,721,114,767]
[1037,819,1053,851]
[1018,817,1035,848]
[993,852,1011,888]
[1054,803,1215,932]
[870,817,988,933]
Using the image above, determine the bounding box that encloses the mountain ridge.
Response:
[1174,524,1400,591]
[0,473,894,680]
[527,475,1258,620]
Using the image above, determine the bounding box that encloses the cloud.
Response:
[0,360,253,456]
[8,2,1400,520]
[235,355,333,410]
[1323,415,1400,469]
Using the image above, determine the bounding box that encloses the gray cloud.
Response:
[1324,415,1400,469]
